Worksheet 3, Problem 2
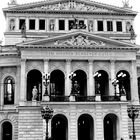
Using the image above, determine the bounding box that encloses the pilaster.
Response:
[36,18,39,31]
[131,60,139,104]
[20,59,26,101]
[55,19,59,31]
[26,18,29,31]
[65,19,69,31]
[88,60,94,96]
[94,19,97,32]
[103,19,107,32]
[65,59,71,96]
[109,60,115,96]
[113,20,116,32]
[122,20,126,33]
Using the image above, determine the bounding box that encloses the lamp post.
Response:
[69,72,76,95]
[42,73,50,96]
[127,105,139,140]
[41,106,54,140]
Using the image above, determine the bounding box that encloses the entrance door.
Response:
[2,122,12,140]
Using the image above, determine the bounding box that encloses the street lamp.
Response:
[43,73,50,96]
[127,105,139,140]
[69,72,76,95]
[41,106,54,140]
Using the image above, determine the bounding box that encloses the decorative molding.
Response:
[41,1,112,12]
[54,35,105,47]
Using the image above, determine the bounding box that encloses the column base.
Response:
[95,94,101,101]
[121,94,126,101]
[69,95,76,101]
[43,95,50,102]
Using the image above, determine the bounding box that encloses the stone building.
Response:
[1,0,140,140]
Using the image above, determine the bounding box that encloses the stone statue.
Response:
[32,86,38,101]
[49,20,55,31]
[21,22,26,37]
[9,19,15,31]
[129,25,136,40]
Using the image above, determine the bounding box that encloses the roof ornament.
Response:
[8,0,17,7]
[122,0,131,8]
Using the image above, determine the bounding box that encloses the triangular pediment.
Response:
[16,30,137,49]
[3,0,136,14]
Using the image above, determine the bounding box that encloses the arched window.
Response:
[4,76,15,105]
[1,121,12,140]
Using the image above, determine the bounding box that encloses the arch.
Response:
[104,113,119,140]
[51,114,68,140]
[116,70,131,100]
[4,76,15,105]
[1,121,12,140]
[94,70,109,100]
[78,114,94,140]
[50,70,65,101]
[27,69,42,101]
[73,70,87,101]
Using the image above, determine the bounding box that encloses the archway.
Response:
[27,69,42,101]
[116,70,131,100]
[104,114,118,140]
[74,70,87,101]
[2,121,12,140]
[94,70,109,100]
[78,114,94,140]
[51,114,68,140]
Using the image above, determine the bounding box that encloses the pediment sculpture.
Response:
[41,1,110,12]
[54,35,105,46]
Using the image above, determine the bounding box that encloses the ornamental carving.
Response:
[41,1,110,12]
[54,35,105,46]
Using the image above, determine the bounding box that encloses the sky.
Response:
[0,0,140,45]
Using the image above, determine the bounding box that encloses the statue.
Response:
[72,81,80,95]
[21,22,26,38]
[49,20,55,31]
[129,25,136,43]
[9,19,15,31]
[32,86,38,101]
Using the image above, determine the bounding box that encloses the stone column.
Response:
[36,18,39,31]
[26,18,29,31]
[84,19,88,31]
[94,19,97,32]
[46,19,49,31]
[122,20,126,33]
[65,60,71,96]
[15,17,19,31]
[131,60,139,104]
[65,19,69,31]
[109,60,115,96]
[113,20,116,32]
[55,19,59,31]
[88,60,94,96]
[20,59,26,102]
[103,19,107,32]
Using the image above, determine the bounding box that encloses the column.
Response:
[109,60,115,96]
[65,19,69,31]
[122,20,126,33]
[6,17,9,32]
[131,60,139,104]
[55,19,59,31]
[46,19,49,31]
[88,60,94,96]
[36,18,39,31]
[84,19,88,31]
[15,17,19,31]
[65,60,71,96]
[43,59,49,96]
[20,59,26,102]
[103,19,107,32]
[94,19,97,32]
[26,17,29,31]
[113,20,116,32]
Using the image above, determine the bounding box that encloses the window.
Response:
[98,21,103,31]
[4,76,15,105]
[59,20,65,30]
[116,21,122,32]
[107,21,113,31]
[39,19,45,30]
[19,19,25,29]
[29,19,35,30]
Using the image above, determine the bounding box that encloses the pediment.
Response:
[17,30,137,49]
[4,0,136,14]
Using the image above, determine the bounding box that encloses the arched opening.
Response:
[27,69,42,101]
[94,70,109,101]
[78,114,94,140]
[4,76,15,105]
[51,114,68,140]
[104,114,118,140]
[2,121,12,140]
[116,70,131,100]
[50,70,65,101]
[73,70,87,101]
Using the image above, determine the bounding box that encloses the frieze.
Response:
[54,35,105,46]
[40,1,111,12]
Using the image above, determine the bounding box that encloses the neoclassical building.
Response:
[1,0,140,140]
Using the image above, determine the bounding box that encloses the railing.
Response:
[101,95,120,101]
[50,95,69,102]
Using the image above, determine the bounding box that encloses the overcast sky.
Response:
[0,0,140,45]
